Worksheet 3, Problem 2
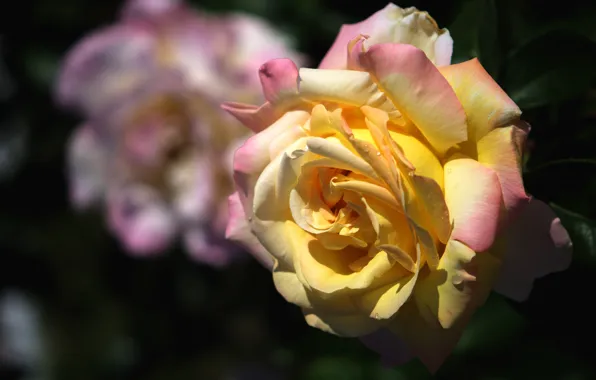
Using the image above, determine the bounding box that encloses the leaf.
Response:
[550,203,596,266]
[0,42,14,101]
[453,293,525,355]
[477,0,500,78]
[500,31,596,109]
[524,158,596,175]
[304,356,366,380]
[23,48,59,90]
[448,0,501,73]
[0,119,28,182]
[448,0,483,63]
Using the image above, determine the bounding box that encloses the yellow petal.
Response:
[444,157,503,253]
[357,242,422,319]
[360,43,467,155]
[303,309,382,337]
[413,239,501,329]
[439,58,521,142]
[298,68,397,113]
[477,123,530,214]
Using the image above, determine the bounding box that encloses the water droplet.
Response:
[376,151,381,156]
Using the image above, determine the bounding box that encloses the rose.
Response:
[224,4,572,372]
[56,0,303,265]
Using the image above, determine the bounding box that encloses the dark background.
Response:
[1,0,596,379]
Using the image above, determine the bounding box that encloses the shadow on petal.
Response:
[494,198,572,302]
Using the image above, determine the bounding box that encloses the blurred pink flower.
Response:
[56,0,303,265]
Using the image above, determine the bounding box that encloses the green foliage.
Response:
[501,32,596,109]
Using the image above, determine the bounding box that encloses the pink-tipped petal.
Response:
[477,122,530,220]
[360,43,467,155]
[183,227,232,267]
[258,59,300,104]
[221,101,278,133]
[226,192,273,269]
[494,198,572,302]
[444,157,502,253]
[439,59,521,141]
[320,4,453,69]
[346,35,369,71]
[55,23,158,115]
[219,13,306,91]
[107,185,177,256]
[320,19,370,70]
[233,110,310,182]
[120,0,183,19]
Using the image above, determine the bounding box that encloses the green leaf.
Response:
[448,0,483,63]
[550,203,596,266]
[500,31,596,109]
[524,158,596,175]
[449,0,501,74]
[477,0,500,78]
[304,356,366,380]
[453,294,525,356]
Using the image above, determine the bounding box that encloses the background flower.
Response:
[55,0,304,265]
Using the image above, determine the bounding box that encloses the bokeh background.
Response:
[2,0,596,379]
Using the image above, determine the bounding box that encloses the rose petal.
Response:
[221,101,279,133]
[226,192,274,269]
[120,0,183,19]
[319,4,453,69]
[444,157,502,252]
[357,241,421,319]
[494,198,572,302]
[167,153,214,224]
[259,58,301,104]
[303,309,381,337]
[439,58,521,141]
[387,241,499,373]
[233,110,309,199]
[360,329,414,367]
[272,266,312,309]
[360,43,467,155]
[155,10,226,95]
[67,125,107,210]
[227,14,305,90]
[183,226,231,267]
[55,22,159,115]
[477,123,530,217]
[254,61,398,114]
[107,185,177,256]
[386,296,465,373]
[414,239,500,329]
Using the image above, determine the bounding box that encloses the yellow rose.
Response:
[224,4,572,373]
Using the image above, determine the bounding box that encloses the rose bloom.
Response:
[225,3,572,371]
[55,0,303,265]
